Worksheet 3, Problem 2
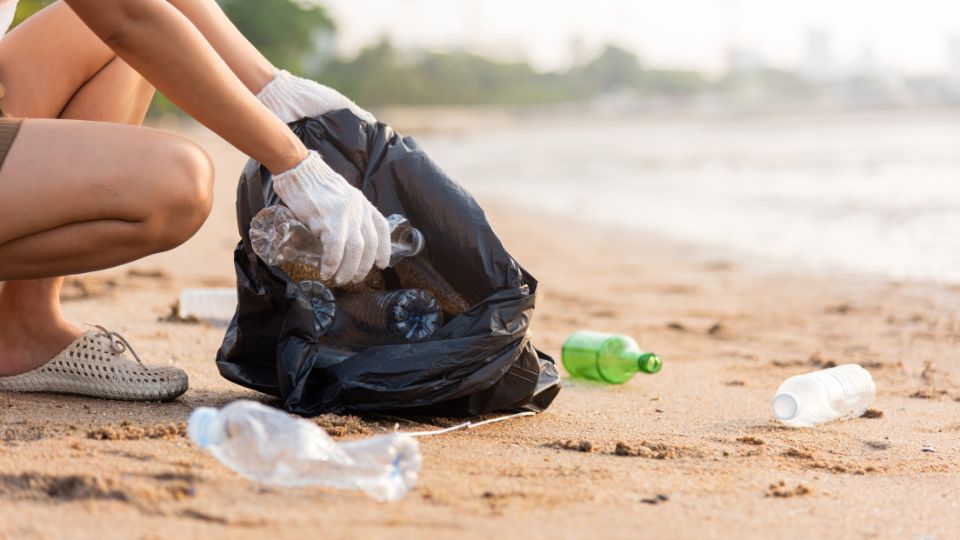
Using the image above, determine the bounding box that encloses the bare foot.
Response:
[0,280,82,376]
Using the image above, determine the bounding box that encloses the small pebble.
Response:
[640,494,669,505]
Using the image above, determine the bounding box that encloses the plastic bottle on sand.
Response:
[178,288,237,323]
[188,400,421,502]
[772,364,875,427]
[561,331,662,384]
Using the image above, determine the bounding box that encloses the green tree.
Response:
[218,0,333,75]
[569,45,644,96]
[7,3,719,109]
[638,69,708,97]
[321,39,578,107]
[14,0,333,75]
[10,0,334,116]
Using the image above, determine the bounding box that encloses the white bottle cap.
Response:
[188,407,219,448]
[772,392,800,421]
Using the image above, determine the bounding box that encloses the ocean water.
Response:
[418,109,960,283]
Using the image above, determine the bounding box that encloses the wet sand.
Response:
[1,122,959,540]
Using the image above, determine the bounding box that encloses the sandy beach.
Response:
[2,118,959,540]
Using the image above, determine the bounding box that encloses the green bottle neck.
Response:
[635,352,662,374]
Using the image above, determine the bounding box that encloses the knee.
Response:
[148,140,214,251]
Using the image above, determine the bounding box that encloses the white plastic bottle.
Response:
[772,364,876,427]
[178,288,237,323]
[188,400,421,502]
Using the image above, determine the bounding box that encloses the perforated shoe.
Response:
[0,326,188,402]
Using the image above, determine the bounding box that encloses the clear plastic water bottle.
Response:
[188,400,421,502]
[772,364,876,427]
[249,205,425,271]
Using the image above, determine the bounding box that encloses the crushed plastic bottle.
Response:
[249,205,424,271]
[561,331,662,384]
[772,364,876,427]
[188,400,421,502]
[327,289,443,347]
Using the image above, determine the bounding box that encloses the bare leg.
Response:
[0,4,205,375]
[0,2,115,119]
[0,58,159,376]
[0,120,212,277]
[60,56,156,125]
[0,120,211,375]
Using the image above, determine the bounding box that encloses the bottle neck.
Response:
[188,407,220,448]
[636,353,662,374]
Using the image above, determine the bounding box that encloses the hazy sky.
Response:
[320,0,960,75]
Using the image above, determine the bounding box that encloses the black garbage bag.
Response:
[216,110,561,417]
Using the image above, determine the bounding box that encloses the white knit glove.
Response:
[271,151,391,285]
[256,69,375,125]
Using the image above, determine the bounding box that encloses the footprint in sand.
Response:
[60,276,119,302]
[0,472,195,510]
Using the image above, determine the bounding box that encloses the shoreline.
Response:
[1,126,959,539]
[375,103,960,136]
[485,196,935,290]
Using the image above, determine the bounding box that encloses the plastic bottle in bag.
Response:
[188,400,421,502]
[772,364,876,427]
[295,280,337,335]
[327,289,443,347]
[249,205,424,272]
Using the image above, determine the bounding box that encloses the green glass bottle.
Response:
[561,331,662,384]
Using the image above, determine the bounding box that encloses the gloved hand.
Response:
[271,151,391,285]
[256,69,376,125]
